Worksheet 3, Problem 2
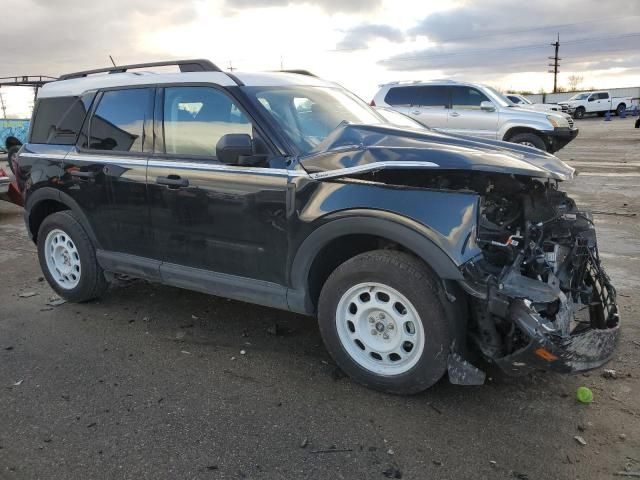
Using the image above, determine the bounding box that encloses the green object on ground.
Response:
[576,386,593,404]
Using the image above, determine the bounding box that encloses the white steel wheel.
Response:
[335,282,425,376]
[44,228,82,289]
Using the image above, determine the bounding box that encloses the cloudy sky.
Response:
[1,0,639,117]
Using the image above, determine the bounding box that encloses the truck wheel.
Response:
[573,107,585,119]
[508,133,547,151]
[37,211,109,302]
[317,250,450,394]
[616,104,626,116]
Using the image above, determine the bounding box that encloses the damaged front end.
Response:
[461,176,620,376]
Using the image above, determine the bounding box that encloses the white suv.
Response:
[372,80,578,152]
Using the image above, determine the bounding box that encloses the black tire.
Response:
[616,104,626,116]
[508,132,547,151]
[573,107,585,119]
[317,250,450,394]
[37,210,109,302]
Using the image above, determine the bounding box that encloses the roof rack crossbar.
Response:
[59,59,222,80]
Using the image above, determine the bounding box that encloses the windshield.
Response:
[483,86,512,107]
[569,93,590,100]
[243,86,383,155]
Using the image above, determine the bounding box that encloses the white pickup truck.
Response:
[558,91,633,119]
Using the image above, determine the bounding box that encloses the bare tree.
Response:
[567,75,584,92]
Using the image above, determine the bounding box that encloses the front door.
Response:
[446,86,499,139]
[64,87,154,257]
[146,85,289,284]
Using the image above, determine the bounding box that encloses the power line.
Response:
[380,32,640,64]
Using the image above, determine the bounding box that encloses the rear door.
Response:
[64,87,154,258]
[146,85,289,283]
[410,86,450,129]
[446,86,499,139]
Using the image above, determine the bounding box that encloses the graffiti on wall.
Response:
[1,119,29,150]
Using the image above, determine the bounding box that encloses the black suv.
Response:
[16,60,619,394]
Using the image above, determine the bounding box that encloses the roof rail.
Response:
[59,59,222,80]
[278,69,317,77]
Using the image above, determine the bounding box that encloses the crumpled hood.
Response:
[299,124,575,181]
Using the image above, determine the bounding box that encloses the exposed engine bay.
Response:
[463,173,619,375]
[357,169,620,378]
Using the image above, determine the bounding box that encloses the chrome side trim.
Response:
[20,152,309,177]
[19,153,68,161]
[147,159,294,176]
[308,161,439,180]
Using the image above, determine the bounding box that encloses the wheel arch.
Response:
[502,126,545,143]
[287,213,464,315]
[24,188,100,247]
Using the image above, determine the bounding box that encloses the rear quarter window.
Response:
[29,94,95,145]
[384,86,421,106]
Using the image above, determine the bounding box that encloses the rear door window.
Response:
[417,86,449,108]
[162,86,253,157]
[598,92,609,100]
[88,88,153,152]
[451,86,490,110]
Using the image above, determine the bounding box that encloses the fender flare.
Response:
[24,187,101,247]
[287,212,465,314]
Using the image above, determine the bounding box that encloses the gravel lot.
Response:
[1,116,639,480]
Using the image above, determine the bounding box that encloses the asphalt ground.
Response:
[1,115,639,480]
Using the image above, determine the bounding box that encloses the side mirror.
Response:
[216,134,254,165]
[588,96,595,102]
[480,101,496,112]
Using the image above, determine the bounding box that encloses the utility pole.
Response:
[227,60,235,72]
[548,33,561,93]
[0,92,6,119]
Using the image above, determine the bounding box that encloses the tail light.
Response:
[370,99,376,107]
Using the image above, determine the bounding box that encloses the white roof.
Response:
[38,70,337,98]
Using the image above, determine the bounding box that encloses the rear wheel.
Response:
[317,250,450,394]
[37,211,109,302]
[573,107,585,119]
[616,103,626,116]
[508,132,547,151]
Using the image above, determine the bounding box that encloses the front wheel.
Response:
[317,250,450,394]
[573,107,585,119]
[508,132,547,151]
[37,211,109,302]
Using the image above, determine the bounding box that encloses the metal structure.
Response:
[0,75,58,118]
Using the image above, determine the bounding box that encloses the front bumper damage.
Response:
[461,245,619,378]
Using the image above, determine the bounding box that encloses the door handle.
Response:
[156,175,189,188]
[450,111,460,117]
[411,109,421,115]
[70,170,97,179]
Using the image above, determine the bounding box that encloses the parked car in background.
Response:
[0,135,24,205]
[372,80,578,152]
[558,91,633,119]
[504,93,568,114]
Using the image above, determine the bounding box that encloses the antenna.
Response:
[109,55,117,67]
